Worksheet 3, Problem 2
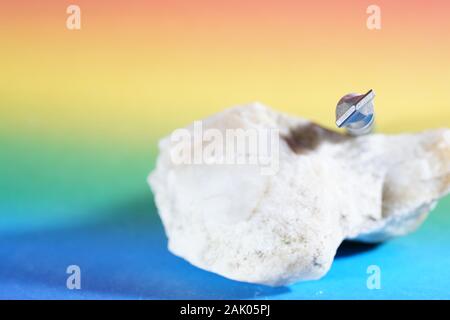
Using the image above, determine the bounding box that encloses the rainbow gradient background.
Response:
[1,0,449,299]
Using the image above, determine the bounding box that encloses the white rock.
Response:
[148,103,450,286]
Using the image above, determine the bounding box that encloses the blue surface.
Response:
[1,195,449,300]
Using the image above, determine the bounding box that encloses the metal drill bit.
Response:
[335,89,375,136]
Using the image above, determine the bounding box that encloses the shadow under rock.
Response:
[335,240,382,258]
[0,195,289,299]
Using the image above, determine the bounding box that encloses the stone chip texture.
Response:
[149,103,450,286]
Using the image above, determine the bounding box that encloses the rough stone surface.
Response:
[148,103,450,286]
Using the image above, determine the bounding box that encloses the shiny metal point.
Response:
[335,89,375,136]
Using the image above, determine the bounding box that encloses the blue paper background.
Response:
[1,192,449,300]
